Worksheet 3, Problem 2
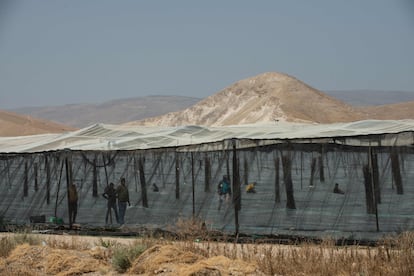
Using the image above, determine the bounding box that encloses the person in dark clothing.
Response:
[116,177,130,225]
[102,182,119,224]
[152,183,159,192]
[68,183,78,224]
[217,175,231,210]
[333,183,345,194]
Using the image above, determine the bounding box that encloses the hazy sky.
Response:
[1,0,414,109]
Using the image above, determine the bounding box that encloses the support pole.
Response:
[310,157,317,187]
[175,152,180,199]
[23,161,28,197]
[232,139,241,235]
[138,156,148,208]
[274,157,280,203]
[204,154,211,192]
[282,154,296,209]
[191,152,195,218]
[369,147,379,231]
[65,153,73,228]
[391,150,403,194]
[46,155,50,204]
[92,156,98,197]
[34,162,38,191]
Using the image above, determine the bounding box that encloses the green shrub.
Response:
[112,243,147,273]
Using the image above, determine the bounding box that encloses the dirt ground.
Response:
[0,233,265,275]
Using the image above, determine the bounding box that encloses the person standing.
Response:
[68,183,78,224]
[102,182,119,225]
[217,175,231,210]
[116,177,130,225]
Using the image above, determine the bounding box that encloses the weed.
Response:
[112,242,147,273]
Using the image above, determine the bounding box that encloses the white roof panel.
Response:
[1,120,414,153]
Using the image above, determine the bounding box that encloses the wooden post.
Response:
[282,154,296,209]
[204,154,211,192]
[138,157,148,208]
[243,157,249,187]
[54,160,65,218]
[391,150,403,194]
[23,161,28,197]
[65,154,73,228]
[369,147,379,231]
[175,152,180,199]
[232,140,241,235]
[274,157,280,203]
[371,151,381,204]
[45,155,50,204]
[318,155,325,182]
[92,156,98,197]
[191,152,195,218]
[34,162,38,192]
[363,164,375,214]
[310,157,317,187]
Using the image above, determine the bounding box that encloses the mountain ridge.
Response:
[3,72,414,136]
[125,72,364,126]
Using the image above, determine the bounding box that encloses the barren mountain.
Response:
[125,72,364,126]
[358,101,414,120]
[0,110,75,137]
[11,96,200,128]
[325,90,414,106]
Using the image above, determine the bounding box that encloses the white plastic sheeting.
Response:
[1,119,414,153]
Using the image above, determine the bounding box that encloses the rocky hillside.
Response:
[11,96,201,128]
[0,110,75,137]
[125,72,365,126]
[358,101,414,120]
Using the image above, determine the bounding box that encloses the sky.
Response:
[1,0,414,109]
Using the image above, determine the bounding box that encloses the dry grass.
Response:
[0,224,413,275]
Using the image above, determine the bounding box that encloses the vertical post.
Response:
[318,155,325,182]
[191,152,195,218]
[362,165,375,214]
[34,162,38,191]
[274,157,280,203]
[232,139,241,235]
[391,150,403,194]
[369,147,379,231]
[65,153,73,228]
[102,153,110,187]
[92,156,98,197]
[54,159,65,218]
[282,154,296,209]
[204,154,211,192]
[23,160,28,197]
[310,157,317,187]
[175,152,180,199]
[243,157,249,187]
[45,155,50,204]
[371,151,381,203]
[138,156,148,208]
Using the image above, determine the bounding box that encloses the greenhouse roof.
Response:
[1,119,414,153]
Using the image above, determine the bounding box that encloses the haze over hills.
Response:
[0,110,75,137]
[325,90,414,106]
[125,72,365,126]
[2,71,414,136]
[10,96,201,128]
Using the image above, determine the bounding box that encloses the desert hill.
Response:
[11,95,201,128]
[358,101,414,120]
[125,72,365,127]
[0,110,75,137]
[325,90,414,106]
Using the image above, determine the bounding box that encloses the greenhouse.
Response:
[0,119,413,240]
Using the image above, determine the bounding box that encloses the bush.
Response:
[112,243,147,273]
